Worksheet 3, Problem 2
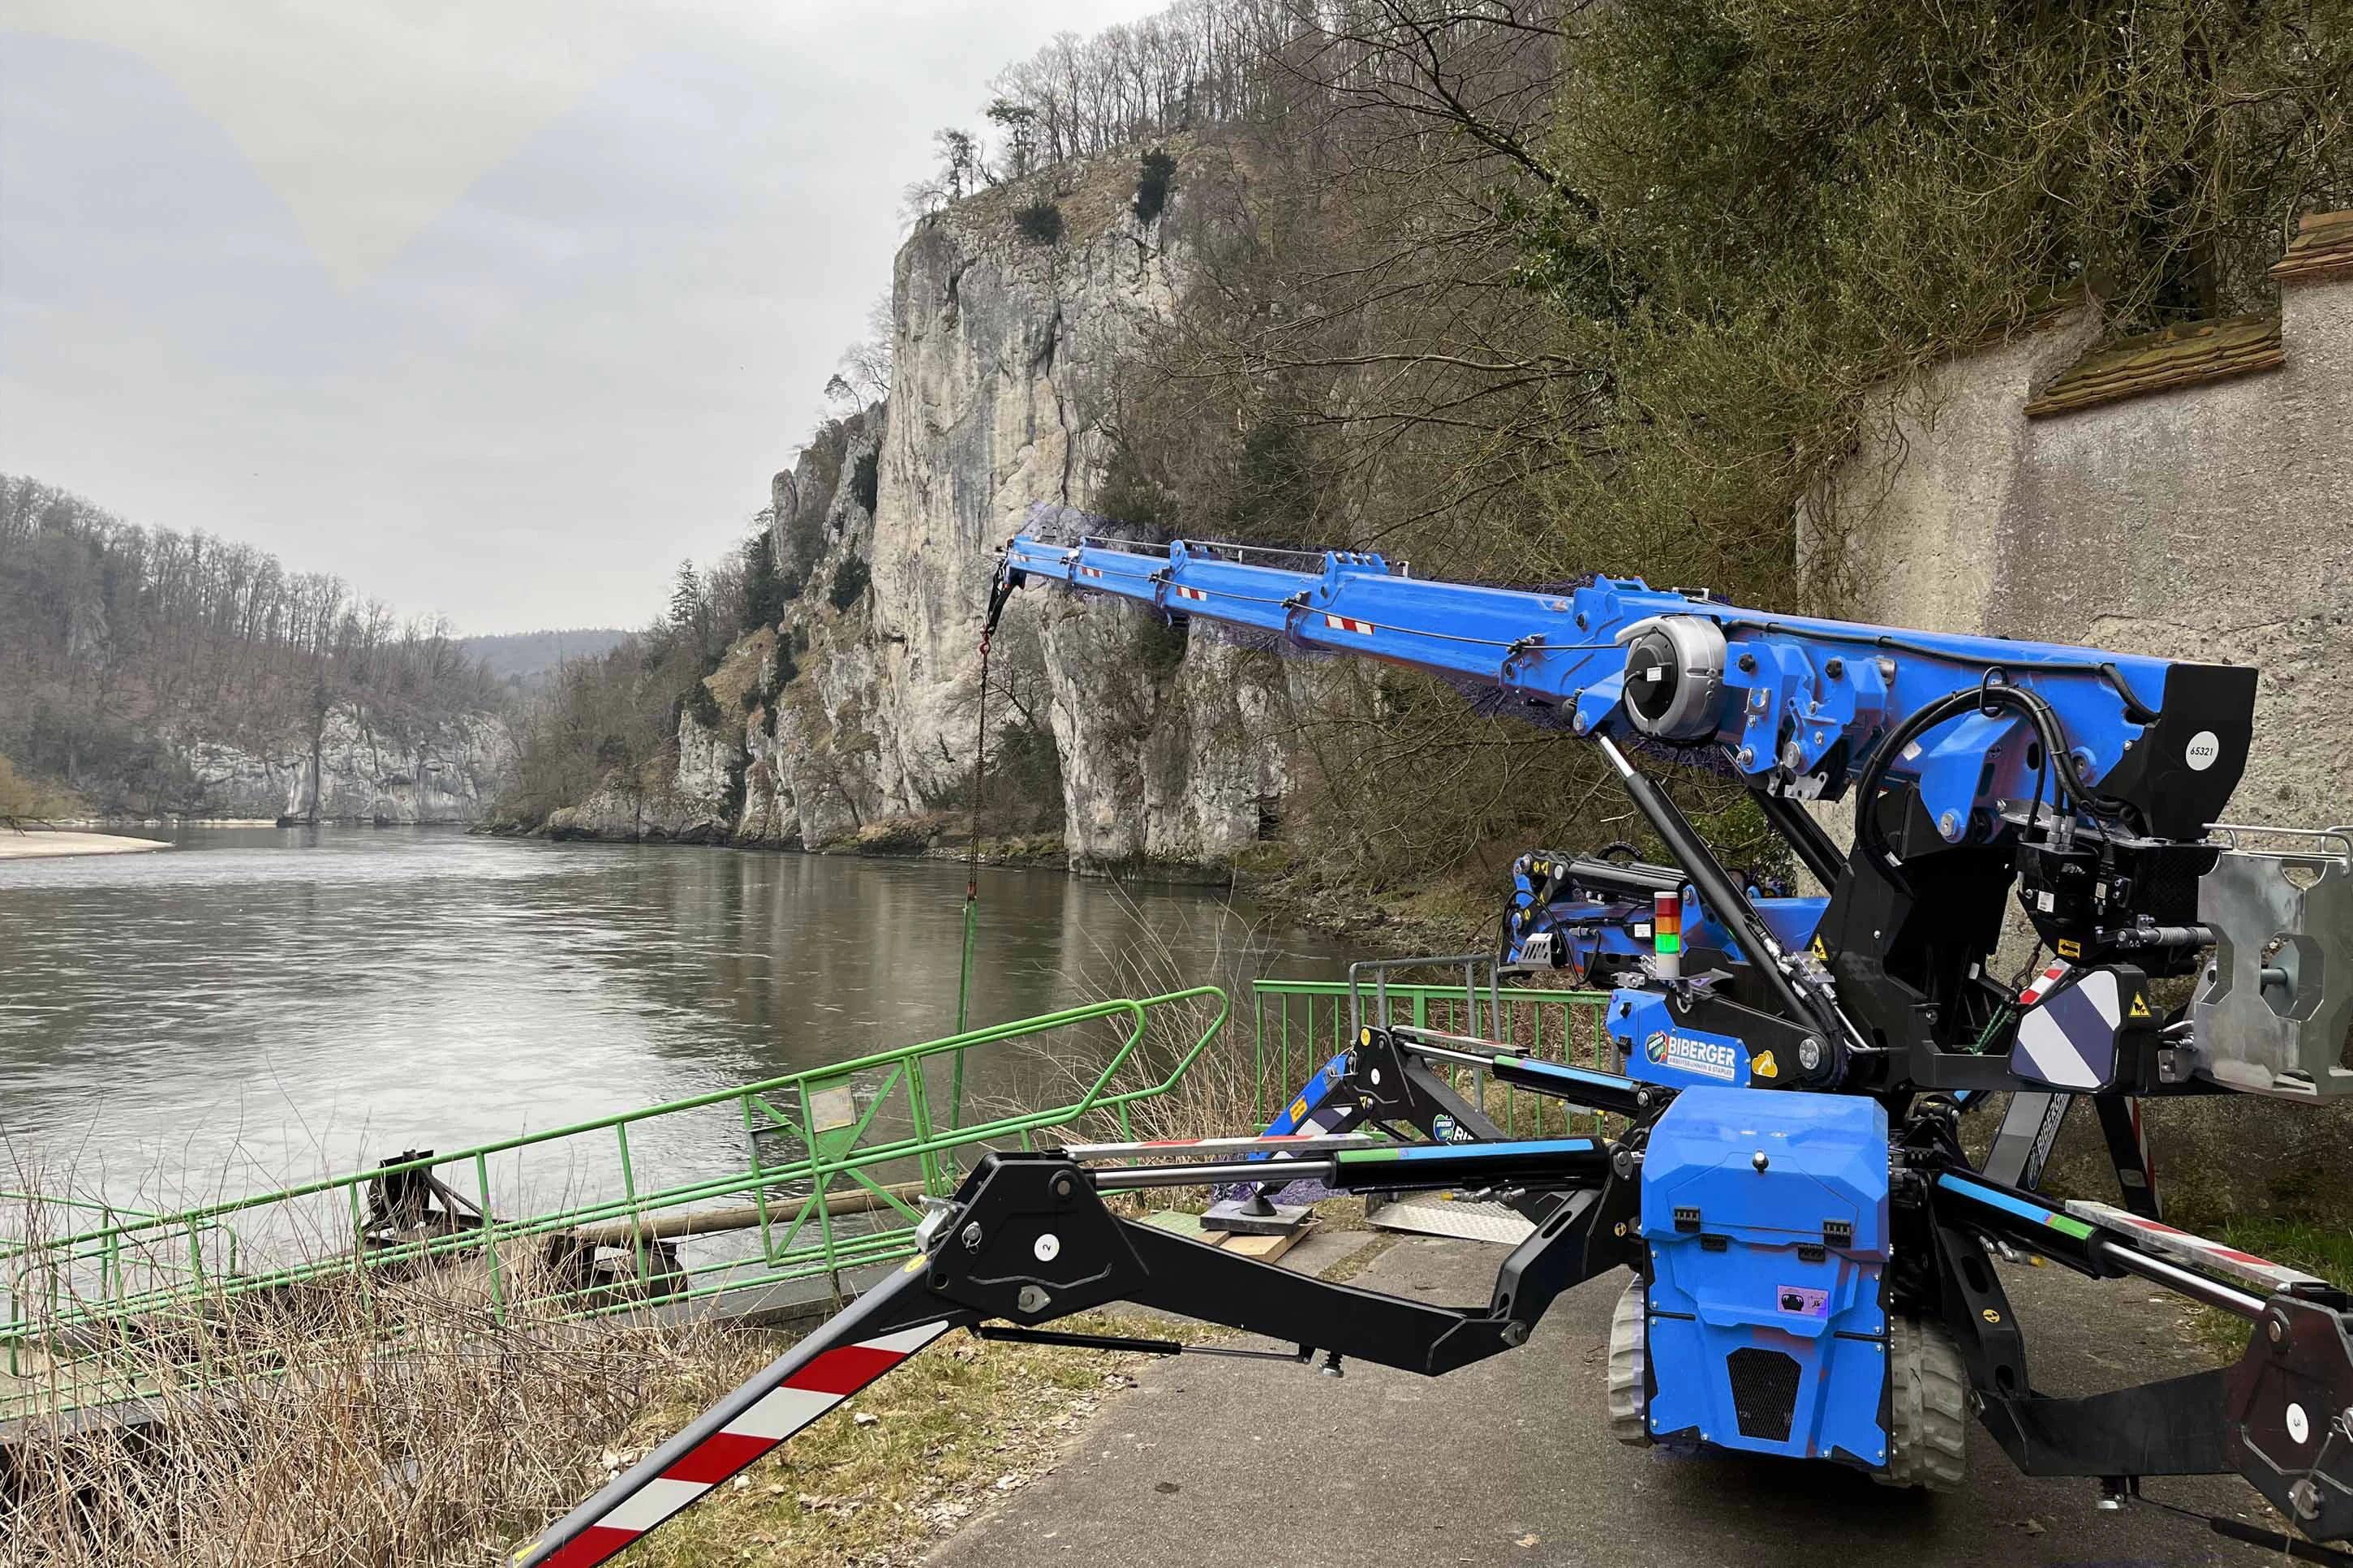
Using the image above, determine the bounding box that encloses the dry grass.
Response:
[0,1257,690,1568]
[608,1313,1218,1568]
[0,1207,1220,1568]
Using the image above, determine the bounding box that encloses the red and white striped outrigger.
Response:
[510,1129,1593,1566]
[513,1269,967,1567]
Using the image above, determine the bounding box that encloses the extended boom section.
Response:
[1000,510,2343,1106]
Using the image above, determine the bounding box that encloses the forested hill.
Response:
[0,476,514,822]
[460,629,630,690]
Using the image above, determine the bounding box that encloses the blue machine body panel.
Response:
[1609,991,1753,1089]
[1639,1088,1891,1467]
[1508,873,1828,986]
[1262,1051,1352,1136]
[1752,896,1829,954]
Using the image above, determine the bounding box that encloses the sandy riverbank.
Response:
[0,831,170,861]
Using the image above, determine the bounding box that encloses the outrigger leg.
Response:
[512,1132,1629,1567]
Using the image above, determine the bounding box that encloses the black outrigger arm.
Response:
[510,1135,1632,1568]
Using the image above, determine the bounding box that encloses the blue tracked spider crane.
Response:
[517,505,2353,1567]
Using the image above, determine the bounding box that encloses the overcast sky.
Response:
[0,1,1164,634]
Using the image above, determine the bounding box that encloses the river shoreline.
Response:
[475,818,1458,947]
[0,830,171,861]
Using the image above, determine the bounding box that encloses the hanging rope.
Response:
[954,554,1022,1079]
[953,626,994,1043]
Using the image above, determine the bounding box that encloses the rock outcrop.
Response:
[556,148,1293,874]
[166,707,513,823]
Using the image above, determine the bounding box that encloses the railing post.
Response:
[1254,990,1267,1124]
[799,1080,843,1298]
[908,1055,944,1195]
[613,1125,650,1287]
[476,1152,505,1324]
[741,1093,780,1268]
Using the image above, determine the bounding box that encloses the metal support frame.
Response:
[519,1133,2353,1567]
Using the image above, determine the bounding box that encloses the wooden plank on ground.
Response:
[1138,1209,1310,1265]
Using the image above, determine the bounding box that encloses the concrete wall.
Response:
[1809,273,2353,824]
[1802,264,2353,1218]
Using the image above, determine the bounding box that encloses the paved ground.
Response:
[931,1231,2285,1568]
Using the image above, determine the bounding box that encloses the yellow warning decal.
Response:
[1809,935,1828,960]
[2127,993,2154,1021]
[2057,938,2082,959]
[1359,1027,1373,1046]
[1751,1050,1779,1080]
[1290,1098,1310,1123]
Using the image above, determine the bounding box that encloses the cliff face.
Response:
[164,707,513,824]
[595,152,1291,873]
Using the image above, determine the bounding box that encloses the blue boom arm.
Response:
[999,518,2244,847]
[994,508,2348,1111]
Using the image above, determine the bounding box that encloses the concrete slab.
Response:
[931,1235,2285,1568]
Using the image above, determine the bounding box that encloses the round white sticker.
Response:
[2185,730,2220,772]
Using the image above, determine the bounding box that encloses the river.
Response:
[0,827,1354,1213]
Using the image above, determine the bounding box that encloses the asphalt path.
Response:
[930,1231,2289,1568]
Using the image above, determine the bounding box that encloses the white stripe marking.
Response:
[601,1477,708,1534]
[727,1384,837,1441]
[2015,1010,2101,1089]
[865,1321,952,1355]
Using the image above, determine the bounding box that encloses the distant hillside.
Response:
[0,475,511,821]
[461,628,630,685]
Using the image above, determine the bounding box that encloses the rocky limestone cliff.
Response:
[161,707,513,824]
[574,150,1294,874]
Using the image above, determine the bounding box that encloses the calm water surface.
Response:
[0,828,1352,1209]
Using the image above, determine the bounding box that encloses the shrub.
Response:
[1013,201,1064,245]
[1094,445,1165,535]
[0,754,78,824]
[684,681,721,728]
[828,557,871,612]
[850,449,880,514]
[1133,151,1176,223]
[741,532,788,629]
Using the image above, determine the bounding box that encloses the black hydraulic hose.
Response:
[1856,683,2142,879]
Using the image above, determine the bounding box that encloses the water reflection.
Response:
[0,827,1351,1209]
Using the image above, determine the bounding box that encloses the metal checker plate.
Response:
[1366,1194,1537,1245]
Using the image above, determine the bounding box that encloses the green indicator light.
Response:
[1656,933,1683,955]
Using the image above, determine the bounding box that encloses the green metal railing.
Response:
[2,972,1618,1425]
[0,986,1228,1417]
[1252,977,1613,1136]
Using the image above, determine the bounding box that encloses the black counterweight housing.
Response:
[2095,663,2258,840]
